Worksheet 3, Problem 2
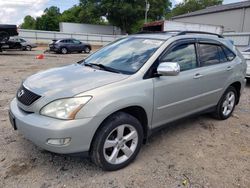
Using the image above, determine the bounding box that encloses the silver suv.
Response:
[9,31,247,171]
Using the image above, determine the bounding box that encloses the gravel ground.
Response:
[0,49,249,188]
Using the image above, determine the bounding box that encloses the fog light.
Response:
[47,138,71,146]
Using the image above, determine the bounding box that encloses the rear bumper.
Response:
[9,98,105,154]
[49,45,60,52]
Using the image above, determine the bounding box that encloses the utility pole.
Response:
[145,0,150,23]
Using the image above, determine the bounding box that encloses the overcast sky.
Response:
[0,0,247,25]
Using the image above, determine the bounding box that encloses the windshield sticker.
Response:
[142,39,163,46]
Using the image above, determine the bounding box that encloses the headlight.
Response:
[40,96,92,120]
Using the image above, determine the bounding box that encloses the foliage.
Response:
[171,0,223,17]
[20,16,36,30]
[36,6,61,31]
[20,0,171,33]
[20,0,222,33]
[96,0,171,33]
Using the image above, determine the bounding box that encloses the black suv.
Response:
[0,24,18,43]
[49,38,91,54]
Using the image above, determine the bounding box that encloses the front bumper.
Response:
[9,98,104,154]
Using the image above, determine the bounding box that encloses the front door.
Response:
[152,39,205,128]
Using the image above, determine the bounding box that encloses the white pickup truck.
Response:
[242,47,250,79]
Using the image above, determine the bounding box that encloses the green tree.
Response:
[60,5,82,23]
[36,6,61,31]
[20,15,36,29]
[78,0,104,24]
[96,0,171,33]
[171,0,223,17]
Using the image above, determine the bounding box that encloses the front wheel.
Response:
[213,86,237,120]
[26,45,32,51]
[84,46,91,54]
[91,112,143,171]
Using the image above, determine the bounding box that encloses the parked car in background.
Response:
[0,24,18,43]
[49,38,91,54]
[1,37,37,51]
[9,31,246,171]
[242,46,250,79]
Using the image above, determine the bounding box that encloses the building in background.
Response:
[59,22,122,35]
[172,1,250,33]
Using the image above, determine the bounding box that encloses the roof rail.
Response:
[136,30,180,34]
[176,31,224,38]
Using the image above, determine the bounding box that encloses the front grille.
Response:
[16,85,41,106]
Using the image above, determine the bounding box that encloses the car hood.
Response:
[23,64,129,97]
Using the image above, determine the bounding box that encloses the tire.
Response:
[26,45,32,51]
[61,47,68,54]
[78,51,82,53]
[91,112,143,171]
[213,86,237,120]
[0,31,10,43]
[84,46,91,54]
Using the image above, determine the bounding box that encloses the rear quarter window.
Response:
[222,46,236,61]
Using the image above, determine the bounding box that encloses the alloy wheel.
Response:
[222,91,235,116]
[103,124,138,165]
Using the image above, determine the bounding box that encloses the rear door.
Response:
[195,39,236,105]
[72,39,82,52]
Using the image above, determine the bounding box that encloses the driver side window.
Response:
[160,43,197,71]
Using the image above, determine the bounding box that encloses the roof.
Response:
[131,31,225,41]
[172,0,250,19]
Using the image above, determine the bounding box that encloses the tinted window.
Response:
[73,39,81,44]
[160,43,197,71]
[218,46,228,63]
[222,46,235,61]
[199,44,220,66]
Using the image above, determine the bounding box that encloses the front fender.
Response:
[76,78,154,128]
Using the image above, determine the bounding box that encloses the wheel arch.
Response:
[90,105,149,153]
[229,81,241,105]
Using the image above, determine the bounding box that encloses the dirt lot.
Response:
[0,49,249,188]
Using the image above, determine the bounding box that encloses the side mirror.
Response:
[157,62,180,76]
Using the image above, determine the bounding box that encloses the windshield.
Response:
[84,37,163,74]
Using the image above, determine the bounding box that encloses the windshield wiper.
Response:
[84,63,121,74]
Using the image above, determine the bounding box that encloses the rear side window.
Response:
[199,44,220,66]
[217,46,228,63]
[160,43,197,71]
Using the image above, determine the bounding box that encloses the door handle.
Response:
[193,73,204,79]
[226,66,233,71]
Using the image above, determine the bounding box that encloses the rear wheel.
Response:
[91,112,143,171]
[61,47,68,54]
[213,86,237,120]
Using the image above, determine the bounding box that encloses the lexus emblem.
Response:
[18,90,25,98]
